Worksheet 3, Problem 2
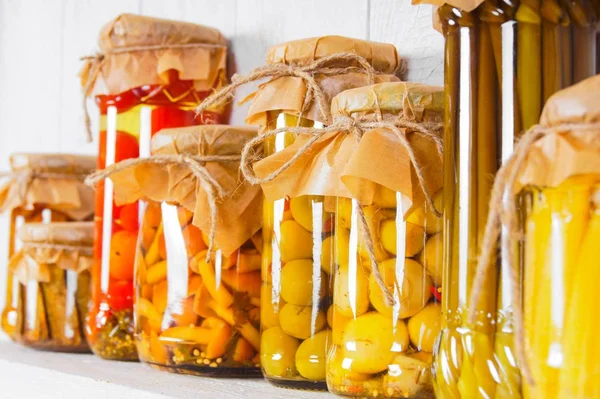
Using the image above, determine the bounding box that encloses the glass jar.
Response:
[0,153,96,340]
[83,14,228,361]
[8,222,93,352]
[244,36,402,390]
[318,82,443,399]
[135,201,261,376]
[88,125,263,375]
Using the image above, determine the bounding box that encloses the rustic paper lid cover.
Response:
[99,13,226,51]
[19,222,94,247]
[540,74,600,126]
[10,153,96,174]
[151,125,259,155]
[331,82,444,117]
[266,35,401,73]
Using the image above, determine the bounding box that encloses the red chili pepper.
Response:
[431,286,442,301]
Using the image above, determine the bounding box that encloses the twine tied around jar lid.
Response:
[81,41,226,143]
[239,112,443,307]
[195,52,393,125]
[85,153,241,262]
[468,121,600,386]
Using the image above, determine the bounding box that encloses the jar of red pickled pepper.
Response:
[80,13,228,360]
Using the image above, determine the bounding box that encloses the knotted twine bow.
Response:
[195,52,393,124]
[81,42,226,142]
[240,114,443,306]
[468,122,600,385]
[85,153,240,262]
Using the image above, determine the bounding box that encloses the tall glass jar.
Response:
[0,154,96,340]
[8,222,93,352]
[88,125,263,376]
[242,36,401,390]
[320,82,443,399]
[81,14,228,360]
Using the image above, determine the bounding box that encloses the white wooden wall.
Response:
[0,0,443,337]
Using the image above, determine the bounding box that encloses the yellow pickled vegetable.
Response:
[380,219,425,257]
[406,189,443,234]
[290,196,321,232]
[261,326,299,377]
[280,259,326,306]
[295,329,331,380]
[418,233,443,287]
[407,303,441,352]
[383,354,432,398]
[279,304,326,340]
[333,264,370,318]
[280,220,313,262]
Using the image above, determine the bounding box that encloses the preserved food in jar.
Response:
[86,125,263,376]
[199,36,403,390]
[80,14,228,360]
[0,153,96,340]
[472,76,600,399]
[320,83,443,398]
[8,222,93,352]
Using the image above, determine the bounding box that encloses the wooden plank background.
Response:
[0,0,444,334]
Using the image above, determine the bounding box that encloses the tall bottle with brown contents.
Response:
[7,222,94,352]
[86,125,263,376]
[0,154,95,341]
[237,36,401,390]
[80,14,228,360]
[410,0,598,396]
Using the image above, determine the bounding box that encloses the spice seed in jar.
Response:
[203,359,210,365]
[192,349,200,357]
[201,352,206,358]
[196,359,203,364]
[210,362,218,368]
[216,358,222,364]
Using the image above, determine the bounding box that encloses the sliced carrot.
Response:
[201,317,228,329]
[282,210,293,221]
[221,270,261,298]
[160,326,212,344]
[198,258,234,308]
[233,337,256,363]
[144,223,164,265]
[236,251,261,273]
[187,274,202,296]
[251,353,260,365]
[250,297,261,307]
[158,233,166,260]
[152,280,168,314]
[146,260,167,284]
[137,297,162,332]
[171,297,197,327]
[206,323,233,359]
[150,330,169,364]
[248,306,260,324]
[189,250,208,274]
[136,248,148,284]
[141,283,153,301]
[222,252,238,270]
[183,224,207,257]
[177,206,194,226]
[193,284,218,319]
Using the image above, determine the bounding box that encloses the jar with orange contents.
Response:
[0,153,96,340]
[87,125,263,376]
[80,14,228,360]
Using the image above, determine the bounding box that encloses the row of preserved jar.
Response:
[0,5,599,399]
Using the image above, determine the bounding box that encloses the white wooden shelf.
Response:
[0,341,333,398]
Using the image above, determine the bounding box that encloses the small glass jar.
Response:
[8,222,93,352]
[83,14,228,361]
[93,125,262,376]
[323,82,443,399]
[0,153,96,340]
[244,36,401,390]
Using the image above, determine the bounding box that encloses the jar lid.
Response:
[10,153,96,175]
[540,74,600,127]
[266,35,401,73]
[331,82,444,118]
[151,125,259,156]
[98,13,226,52]
[19,222,94,248]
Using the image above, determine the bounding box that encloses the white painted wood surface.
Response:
[0,0,443,393]
[0,341,331,398]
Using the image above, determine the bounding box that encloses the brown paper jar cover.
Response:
[412,0,484,12]
[245,35,402,126]
[515,75,600,192]
[253,81,444,211]
[0,153,96,220]
[107,125,262,256]
[9,222,93,285]
[81,13,228,96]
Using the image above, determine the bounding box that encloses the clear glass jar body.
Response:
[326,188,442,398]
[521,176,600,399]
[135,201,261,376]
[1,206,76,342]
[260,112,332,390]
[88,73,223,361]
